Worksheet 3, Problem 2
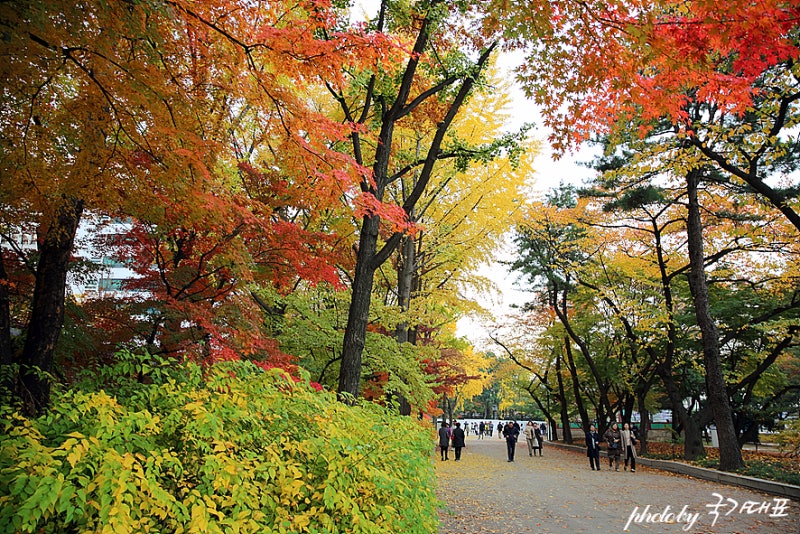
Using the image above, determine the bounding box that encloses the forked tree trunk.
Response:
[657,363,706,459]
[337,10,497,399]
[18,196,84,416]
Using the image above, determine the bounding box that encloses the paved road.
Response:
[436,435,799,533]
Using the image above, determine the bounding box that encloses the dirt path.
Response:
[435,435,799,533]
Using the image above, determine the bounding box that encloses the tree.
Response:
[496,0,800,471]
[0,0,392,414]
[332,0,524,399]
[573,133,800,462]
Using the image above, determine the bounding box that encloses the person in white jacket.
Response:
[621,422,638,472]
[523,421,536,457]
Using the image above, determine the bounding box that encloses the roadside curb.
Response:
[545,440,800,501]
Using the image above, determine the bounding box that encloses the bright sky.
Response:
[456,50,598,347]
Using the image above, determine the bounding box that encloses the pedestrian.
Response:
[621,422,637,472]
[438,422,451,461]
[540,421,547,441]
[604,422,622,471]
[534,423,543,456]
[503,421,520,462]
[585,424,601,470]
[497,422,503,439]
[452,422,466,461]
[488,421,493,437]
[478,421,485,439]
[524,421,536,457]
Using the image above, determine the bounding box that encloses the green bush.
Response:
[0,355,439,533]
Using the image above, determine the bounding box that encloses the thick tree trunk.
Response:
[685,169,743,470]
[338,215,380,400]
[18,197,84,416]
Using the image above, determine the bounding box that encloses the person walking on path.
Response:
[604,422,622,471]
[621,422,637,472]
[502,421,520,462]
[497,422,503,439]
[524,421,536,457]
[534,423,544,456]
[451,422,466,461]
[438,422,451,461]
[585,424,601,470]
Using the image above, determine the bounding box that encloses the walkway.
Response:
[436,435,799,533]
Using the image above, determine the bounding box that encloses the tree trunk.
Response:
[338,214,380,400]
[563,339,590,431]
[395,234,415,343]
[555,353,573,443]
[18,196,84,416]
[685,169,743,470]
[388,233,416,415]
[658,363,705,459]
[636,388,650,455]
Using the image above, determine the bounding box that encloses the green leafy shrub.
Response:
[0,355,439,533]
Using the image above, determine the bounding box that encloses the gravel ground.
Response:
[435,435,799,533]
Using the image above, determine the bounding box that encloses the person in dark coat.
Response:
[502,421,520,462]
[438,422,451,461]
[604,422,622,471]
[534,423,543,456]
[585,424,601,470]
[451,422,466,461]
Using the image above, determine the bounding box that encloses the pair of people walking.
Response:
[438,421,466,461]
[523,421,544,457]
[586,422,637,471]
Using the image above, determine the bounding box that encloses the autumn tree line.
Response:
[491,0,800,472]
[2,0,799,481]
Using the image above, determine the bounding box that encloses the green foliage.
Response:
[0,356,439,533]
